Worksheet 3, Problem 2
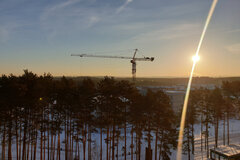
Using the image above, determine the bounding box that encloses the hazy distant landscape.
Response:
[59,76,240,86]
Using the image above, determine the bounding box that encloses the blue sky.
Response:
[1,0,240,77]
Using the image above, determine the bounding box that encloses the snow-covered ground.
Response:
[177,119,240,160]
[1,119,240,160]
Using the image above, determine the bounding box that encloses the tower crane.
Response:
[71,49,154,81]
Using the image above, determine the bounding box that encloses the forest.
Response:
[0,70,240,160]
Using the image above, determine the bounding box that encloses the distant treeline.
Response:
[54,76,240,86]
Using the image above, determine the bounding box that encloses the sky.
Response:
[0,0,240,77]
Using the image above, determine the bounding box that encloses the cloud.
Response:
[40,0,82,23]
[38,0,207,42]
[42,0,81,18]
[40,0,102,39]
[116,0,133,14]
[225,43,240,54]
[130,23,201,43]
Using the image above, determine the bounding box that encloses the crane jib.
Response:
[71,54,154,61]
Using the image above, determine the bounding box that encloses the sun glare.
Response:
[192,55,200,63]
[177,0,218,159]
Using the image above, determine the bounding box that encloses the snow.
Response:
[190,119,240,160]
[212,144,240,157]
[1,119,240,160]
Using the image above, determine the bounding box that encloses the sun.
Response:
[192,55,200,63]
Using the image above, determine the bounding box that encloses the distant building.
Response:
[165,90,185,113]
[137,84,217,114]
[137,86,185,113]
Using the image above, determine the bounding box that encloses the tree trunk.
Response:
[71,131,74,160]
[227,112,230,145]
[70,129,73,160]
[109,129,112,160]
[88,127,92,160]
[58,130,61,160]
[31,139,33,160]
[154,129,158,160]
[158,130,163,160]
[65,120,68,160]
[40,111,43,160]
[26,131,30,160]
[223,113,225,145]
[135,132,138,160]
[33,130,37,160]
[2,121,5,160]
[116,129,119,160]
[200,114,203,152]
[147,122,151,160]
[52,134,57,160]
[75,135,78,159]
[47,117,50,160]
[41,130,43,160]
[57,134,59,160]
[100,128,102,160]
[191,123,194,154]
[44,130,46,160]
[187,126,191,160]
[131,127,133,160]
[83,126,86,160]
[106,127,109,160]
[124,110,127,160]
[19,122,22,160]
[75,141,77,160]
[48,114,50,160]
[147,122,151,150]
[215,117,219,148]
[16,118,19,160]
[50,130,53,160]
[22,119,28,160]
[206,119,209,158]
[69,119,72,160]
[8,120,12,160]
[112,125,115,160]
[138,132,141,160]
[78,139,80,160]
[53,134,56,160]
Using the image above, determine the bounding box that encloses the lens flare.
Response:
[177,1,218,160]
[192,55,200,62]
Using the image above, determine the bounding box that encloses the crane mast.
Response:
[71,49,154,81]
[131,49,138,81]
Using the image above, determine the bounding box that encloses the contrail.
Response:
[116,0,133,13]
[176,0,218,160]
